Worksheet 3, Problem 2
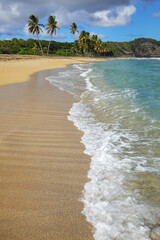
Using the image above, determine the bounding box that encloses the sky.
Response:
[0,0,160,42]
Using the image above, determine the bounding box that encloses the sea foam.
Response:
[46,61,160,240]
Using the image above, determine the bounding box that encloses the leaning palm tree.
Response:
[70,23,79,36]
[46,15,60,56]
[27,15,44,55]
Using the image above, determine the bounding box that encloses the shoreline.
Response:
[0,56,133,239]
[0,55,134,87]
[0,56,104,87]
[0,63,95,239]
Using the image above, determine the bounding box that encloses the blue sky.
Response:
[0,0,160,42]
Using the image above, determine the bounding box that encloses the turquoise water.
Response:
[92,59,160,120]
[46,58,160,240]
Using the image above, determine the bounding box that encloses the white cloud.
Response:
[152,11,160,18]
[24,25,33,37]
[53,33,67,39]
[91,6,136,27]
[53,5,136,28]
[54,8,89,28]
[0,0,137,38]
[90,32,108,40]
[40,29,67,39]
[72,31,79,40]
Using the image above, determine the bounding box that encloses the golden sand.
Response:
[0,55,103,87]
[0,56,105,240]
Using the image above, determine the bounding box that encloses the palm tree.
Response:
[70,23,79,36]
[46,15,60,56]
[78,31,90,55]
[78,30,86,54]
[97,39,103,55]
[91,34,98,42]
[27,15,44,55]
[90,34,98,55]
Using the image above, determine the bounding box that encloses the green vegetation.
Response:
[0,38,74,56]
[73,31,108,56]
[0,37,160,57]
[131,38,160,47]
[0,32,109,57]
[104,41,131,56]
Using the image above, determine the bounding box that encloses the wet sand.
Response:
[0,57,102,240]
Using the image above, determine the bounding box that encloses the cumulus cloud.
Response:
[90,6,136,27]
[90,32,108,40]
[54,5,136,28]
[0,0,154,37]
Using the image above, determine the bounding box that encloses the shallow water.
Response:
[46,58,160,240]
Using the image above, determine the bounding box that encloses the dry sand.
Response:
[0,56,104,240]
[0,55,103,87]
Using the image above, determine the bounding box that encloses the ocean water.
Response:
[46,59,160,240]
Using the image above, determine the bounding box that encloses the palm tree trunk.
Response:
[47,34,52,56]
[37,33,44,56]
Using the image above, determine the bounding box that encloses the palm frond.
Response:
[70,22,78,35]
[39,23,44,27]
[45,15,60,36]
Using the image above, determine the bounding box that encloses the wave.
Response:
[46,61,160,240]
[136,57,160,60]
[68,65,160,240]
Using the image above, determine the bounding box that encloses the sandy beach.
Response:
[0,55,103,87]
[0,56,103,240]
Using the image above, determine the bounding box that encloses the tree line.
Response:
[0,37,133,56]
[26,14,110,56]
[0,38,75,56]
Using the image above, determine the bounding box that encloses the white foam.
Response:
[122,88,138,100]
[67,65,160,240]
[136,57,160,60]
[45,66,87,96]
[46,62,160,240]
[68,101,159,240]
